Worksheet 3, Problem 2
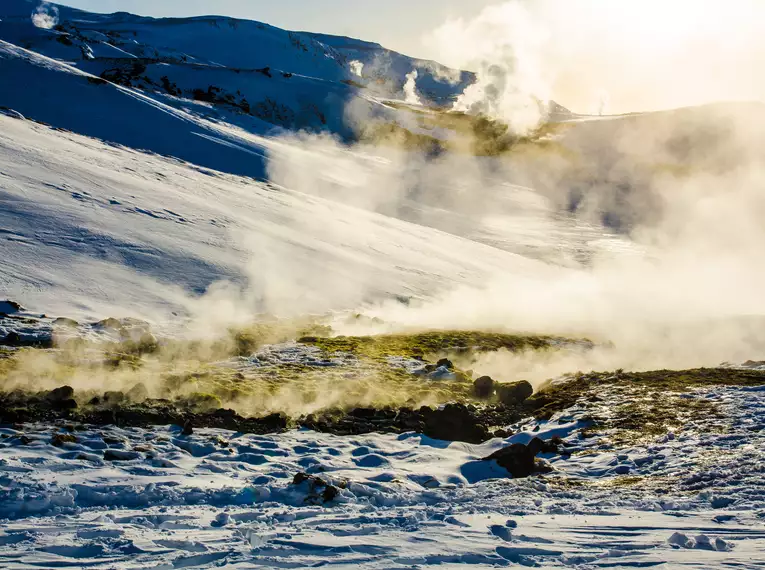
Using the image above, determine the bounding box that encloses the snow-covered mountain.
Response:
[0,0,473,147]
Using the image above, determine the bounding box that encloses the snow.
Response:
[0,113,551,321]
[1,385,764,567]
[1,3,764,568]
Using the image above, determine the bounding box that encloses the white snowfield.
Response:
[0,113,551,321]
[1,385,764,568]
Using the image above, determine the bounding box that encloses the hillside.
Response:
[0,0,472,142]
[1,4,765,569]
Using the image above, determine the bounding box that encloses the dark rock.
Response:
[292,472,340,503]
[496,381,534,406]
[0,332,22,346]
[483,437,558,478]
[51,433,77,447]
[46,386,74,403]
[436,358,454,370]
[54,399,78,411]
[424,403,489,444]
[103,391,126,405]
[293,472,311,485]
[483,443,536,478]
[213,408,237,418]
[0,330,53,348]
[182,419,194,436]
[473,375,495,398]
[350,408,377,419]
[322,484,339,502]
[104,449,140,461]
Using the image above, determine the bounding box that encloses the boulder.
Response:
[103,391,126,405]
[423,403,489,444]
[51,433,77,447]
[292,472,340,503]
[482,437,555,478]
[126,383,149,402]
[496,381,534,406]
[46,385,74,403]
[473,375,495,398]
[436,358,454,370]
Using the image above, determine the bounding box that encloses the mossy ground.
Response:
[298,330,558,361]
[530,368,765,446]
[2,325,764,450]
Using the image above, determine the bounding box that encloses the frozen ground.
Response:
[1,384,764,568]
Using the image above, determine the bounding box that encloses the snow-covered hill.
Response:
[0,0,473,142]
[0,112,553,321]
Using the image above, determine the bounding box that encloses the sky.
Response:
[58,0,497,61]
[57,0,765,114]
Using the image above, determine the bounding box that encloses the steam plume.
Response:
[31,2,59,30]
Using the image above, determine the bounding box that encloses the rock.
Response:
[292,472,340,503]
[182,419,194,436]
[0,332,22,346]
[483,437,556,478]
[126,383,149,402]
[103,391,126,405]
[53,317,79,328]
[0,330,53,348]
[211,513,231,527]
[436,358,454,370]
[322,484,339,502]
[473,376,495,398]
[423,403,489,444]
[51,433,77,447]
[496,381,534,406]
[104,449,140,461]
[46,386,74,403]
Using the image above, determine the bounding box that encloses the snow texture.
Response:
[1,386,764,567]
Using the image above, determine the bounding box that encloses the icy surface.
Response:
[1,385,764,568]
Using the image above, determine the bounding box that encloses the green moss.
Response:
[298,330,558,361]
[180,392,223,412]
[528,367,765,444]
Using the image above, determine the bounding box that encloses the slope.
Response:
[0,112,552,321]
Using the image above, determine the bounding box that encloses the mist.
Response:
[424,0,765,122]
[252,0,765,382]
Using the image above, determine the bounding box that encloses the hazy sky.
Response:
[58,0,497,61]
[57,0,765,113]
